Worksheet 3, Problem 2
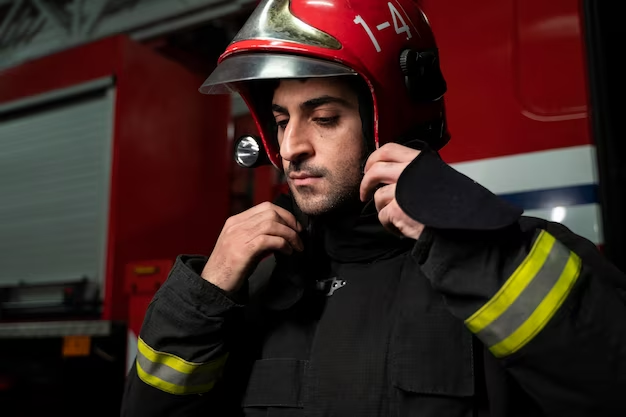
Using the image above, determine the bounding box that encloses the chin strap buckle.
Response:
[315,277,347,297]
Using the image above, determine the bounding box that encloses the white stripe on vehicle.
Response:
[524,203,603,245]
[450,145,598,195]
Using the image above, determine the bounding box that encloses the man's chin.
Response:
[291,192,331,217]
[292,191,362,218]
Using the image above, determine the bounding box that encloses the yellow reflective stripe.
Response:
[489,252,581,357]
[466,230,556,333]
[465,230,583,358]
[138,337,225,375]
[136,337,229,395]
[136,358,216,395]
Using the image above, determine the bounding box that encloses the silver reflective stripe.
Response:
[476,240,572,347]
[136,347,223,388]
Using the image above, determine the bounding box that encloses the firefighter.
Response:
[121,0,626,416]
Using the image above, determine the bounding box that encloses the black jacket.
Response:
[121,150,626,416]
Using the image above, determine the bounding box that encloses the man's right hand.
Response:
[201,202,304,293]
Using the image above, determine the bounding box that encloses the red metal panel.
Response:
[253,166,276,206]
[421,0,592,163]
[0,37,122,104]
[0,36,231,322]
[106,38,230,320]
[514,0,588,118]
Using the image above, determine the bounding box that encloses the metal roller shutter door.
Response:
[0,81,114,292]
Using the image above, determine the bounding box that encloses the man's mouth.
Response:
[289,173,322,186]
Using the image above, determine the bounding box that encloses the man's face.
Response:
[272,77,366,216]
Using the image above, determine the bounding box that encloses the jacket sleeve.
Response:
[397,150,626,416]
[120,255,259,417]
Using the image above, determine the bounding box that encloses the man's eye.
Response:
[315,116,340,126]
[276,120,289,130]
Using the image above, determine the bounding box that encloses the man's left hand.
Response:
[360,143,426,240]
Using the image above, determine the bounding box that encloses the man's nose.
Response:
[279,120,314,163]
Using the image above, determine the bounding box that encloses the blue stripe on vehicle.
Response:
[499,184,598,211]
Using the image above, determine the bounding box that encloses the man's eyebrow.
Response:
[301,95,353,110]
[271,95,354,114]
[272,104,287,114]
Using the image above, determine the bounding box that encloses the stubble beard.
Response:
[289,164,364,217]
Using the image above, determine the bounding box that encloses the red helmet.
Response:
[200,0,448,168]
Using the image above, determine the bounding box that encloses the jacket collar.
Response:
[275,193,412,264]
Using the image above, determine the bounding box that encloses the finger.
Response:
[248,235,293,256]
[378,200,425,240]
[251,206,302,235]
[255,220,304,252]
[234,201,274,218]
[364,143,420,173]
[378,203,404,238]
[242,202,302,232]
[270,205,303,233]
[373,184,396,213]
[360,161,406,201]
